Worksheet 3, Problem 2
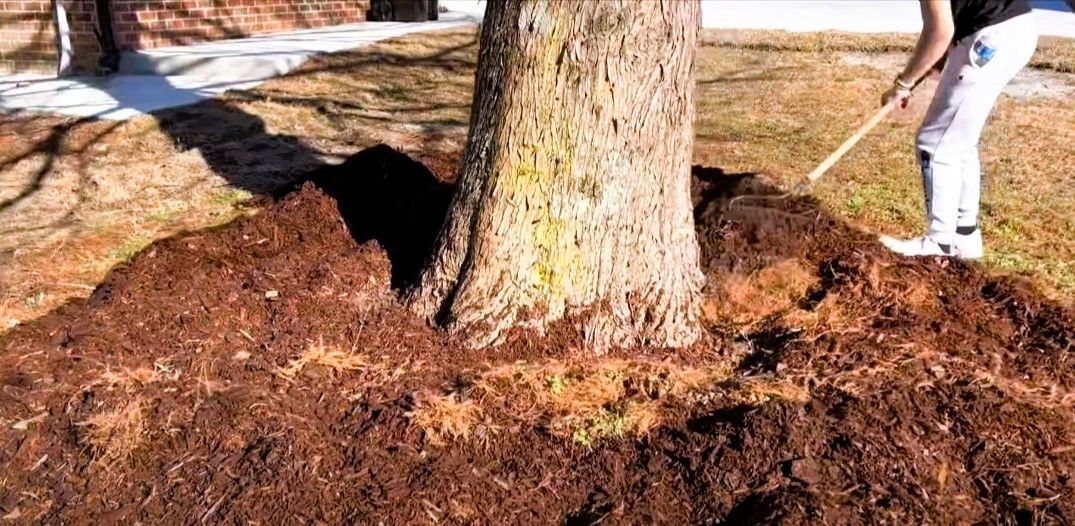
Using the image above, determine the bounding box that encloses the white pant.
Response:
[916,13,1038,246]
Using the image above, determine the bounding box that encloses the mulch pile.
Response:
[1,145,1072,524]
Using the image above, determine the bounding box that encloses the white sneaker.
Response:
[954,229,983,260]
[879,235,952,257]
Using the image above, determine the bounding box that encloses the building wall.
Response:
[0,0,61,73]
[110,0,370,51]
[1,0,370,74]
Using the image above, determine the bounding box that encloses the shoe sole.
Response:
[877,234,953,257]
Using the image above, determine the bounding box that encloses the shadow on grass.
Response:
[146,35,477,286]
[0,29,476,225]
[149,99,462,287]
[152,100,328,193]
[147,30,478,191]
[0,116,123,221]
[137,28,479,286]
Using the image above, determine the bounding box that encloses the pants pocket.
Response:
[955,33,995,85]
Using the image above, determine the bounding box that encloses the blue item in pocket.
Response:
[972,39,995,67]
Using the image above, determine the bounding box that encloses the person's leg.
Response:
[952,15,1038,259]
[914,43,974,251]
[906,14,1038,255]
[953,147,985,258]
[958,147,981,231]
[880,56,965,257]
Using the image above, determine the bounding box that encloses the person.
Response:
[880,0,1038,258]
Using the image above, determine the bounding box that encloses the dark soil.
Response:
[2,146,1073,525]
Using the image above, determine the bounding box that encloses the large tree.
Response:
[408,0,702,350]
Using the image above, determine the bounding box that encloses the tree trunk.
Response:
[407,0,702,350]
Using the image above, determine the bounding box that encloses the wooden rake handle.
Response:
[797,98,900,191]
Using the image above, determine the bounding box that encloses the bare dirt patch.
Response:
[1,146,1072,524]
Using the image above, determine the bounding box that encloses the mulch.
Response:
[1,145,1072,524]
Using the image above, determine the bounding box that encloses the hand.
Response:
[881,80,912,108]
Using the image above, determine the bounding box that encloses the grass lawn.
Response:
[696,30,1075,300]
[1,27,1072,329]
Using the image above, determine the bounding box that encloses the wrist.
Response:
[894,75,915,90]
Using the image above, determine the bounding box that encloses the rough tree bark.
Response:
[407,0,703,350]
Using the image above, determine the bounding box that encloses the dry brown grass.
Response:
[704,258,818,325]
[0,114,257,328]
[92,362,178,392]
[1031,36,1075,73]
[76,398,148,464]
[738,377,812,404]
[275,337,372,380]
[10,410,48,431]
[740,260,1075,418]
[918,348,1075,413]
[704,30,1075,73]
[481,358,728,410]
[409,357,815,448]
[794,339,1075,420]
[96,367,158,389]
[409,393,483,446]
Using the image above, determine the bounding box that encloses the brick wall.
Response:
[0,0,59,73]
[67,1,101,71]
[112,0,371,50]
[1,0,369,74]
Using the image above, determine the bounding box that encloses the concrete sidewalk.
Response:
[118,12,480,80]
[0,12,476,120]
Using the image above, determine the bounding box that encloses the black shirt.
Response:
[951,0,1033,42]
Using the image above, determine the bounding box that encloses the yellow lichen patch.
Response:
[705,258,818,326]
[533,216,567,286]
[490,12,589,307]
[499,138,581,307]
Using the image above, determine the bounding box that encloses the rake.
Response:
[727,95,906,215]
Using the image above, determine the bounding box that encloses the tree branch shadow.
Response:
[143,34,476,284]
[0,116,123,220]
